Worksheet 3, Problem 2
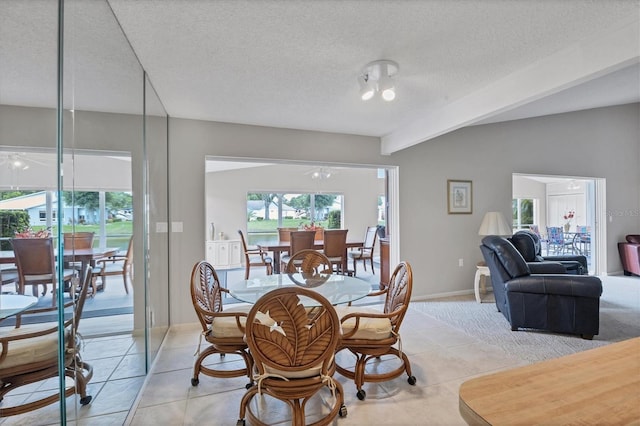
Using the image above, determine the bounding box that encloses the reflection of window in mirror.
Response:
[0,150,134,335]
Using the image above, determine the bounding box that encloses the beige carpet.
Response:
[413,275,640,363]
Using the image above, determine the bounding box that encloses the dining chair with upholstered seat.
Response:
[277,227,299,243]
[348,225,378,276]
[236,286,347,426]
[237,229,273,279]
[190,260,254,388]
[11,237,76,306]
[322,229,349,274]
[63,231,95,269]
[96,235,133,294]
[279,230,316,271]
[0,265,94,417]
[334,261,416,400]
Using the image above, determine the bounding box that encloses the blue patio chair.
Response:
[576,225,591,255]
[546,226,573,254]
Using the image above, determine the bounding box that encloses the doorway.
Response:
[513,173,606,275]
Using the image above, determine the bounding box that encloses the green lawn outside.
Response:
[31,222,132,250]
[247,218,328,233]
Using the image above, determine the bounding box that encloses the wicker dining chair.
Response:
[284,249,333,274]
[335,261,416,400]
[190,261,254,388]
[236,287,347,426]
[0,265,94,417]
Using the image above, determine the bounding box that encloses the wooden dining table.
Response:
[459,337,640,425]
[256,240,364,273]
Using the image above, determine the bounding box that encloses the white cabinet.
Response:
[206,239,242,269]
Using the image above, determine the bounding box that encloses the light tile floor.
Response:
[0,264,527,425]
[127,297,529,426]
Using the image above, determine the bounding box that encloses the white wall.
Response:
[168,119,391,323]
[512,175,548,230]
[391,103,639,299]
[169,104,639,323]
[205,163,383,242]
[4,103,638,325]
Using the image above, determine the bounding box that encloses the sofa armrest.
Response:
[543,254,588,273]
[505,275,602,298]
[528,262,566,274]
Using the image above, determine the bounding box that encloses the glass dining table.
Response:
[0,294,38,320]
[228,273,372,306]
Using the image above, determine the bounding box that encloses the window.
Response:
[512,198,536,230]
[246,192,343,242]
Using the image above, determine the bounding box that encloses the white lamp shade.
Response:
[478,211,512,236]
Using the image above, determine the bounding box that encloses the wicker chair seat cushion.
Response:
[261,355,334,380]
[335,306,392,340]
[0,326,71,373]
[209,305,250,338]
[209,306,275,338]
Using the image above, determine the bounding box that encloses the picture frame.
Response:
[447,179,472,214]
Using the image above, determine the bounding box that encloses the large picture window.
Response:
[246,192,343,243]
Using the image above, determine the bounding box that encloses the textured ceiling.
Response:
[1,1,639,154]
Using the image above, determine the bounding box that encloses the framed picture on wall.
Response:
[447,179,472,214]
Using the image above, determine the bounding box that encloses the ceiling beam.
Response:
[381,16,640,155]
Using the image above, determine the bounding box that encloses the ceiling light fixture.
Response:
[358,60,399,102]
[311,167,332,180]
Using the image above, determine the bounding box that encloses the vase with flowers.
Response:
[563,210,575,232]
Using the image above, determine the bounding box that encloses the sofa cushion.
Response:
[626,235,640,244]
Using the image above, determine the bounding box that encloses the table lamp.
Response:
[475,211,512,300]
[478,211,512,237]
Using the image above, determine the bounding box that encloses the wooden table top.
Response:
[459,337,640,425]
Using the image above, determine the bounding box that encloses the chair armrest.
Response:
[543,254,588,272]
[528,262,567,274]
[338,306,402,339]
[505,275,602,298]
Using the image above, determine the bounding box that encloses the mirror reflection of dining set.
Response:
[0,232,133,306]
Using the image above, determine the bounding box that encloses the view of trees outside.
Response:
[246,192,341,237]
[513,198,535,229]
[0,190,133,250]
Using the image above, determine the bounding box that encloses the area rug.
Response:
[414,275,640,363]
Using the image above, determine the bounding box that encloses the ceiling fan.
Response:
[0,152,48,171]
[305,166,338,180]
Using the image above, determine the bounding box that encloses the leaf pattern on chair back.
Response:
[191,261,223,329]
[384,261,413,332]
[247,287,339,371]
[285,249,332,274]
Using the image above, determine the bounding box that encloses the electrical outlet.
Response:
[458,258,464,267]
